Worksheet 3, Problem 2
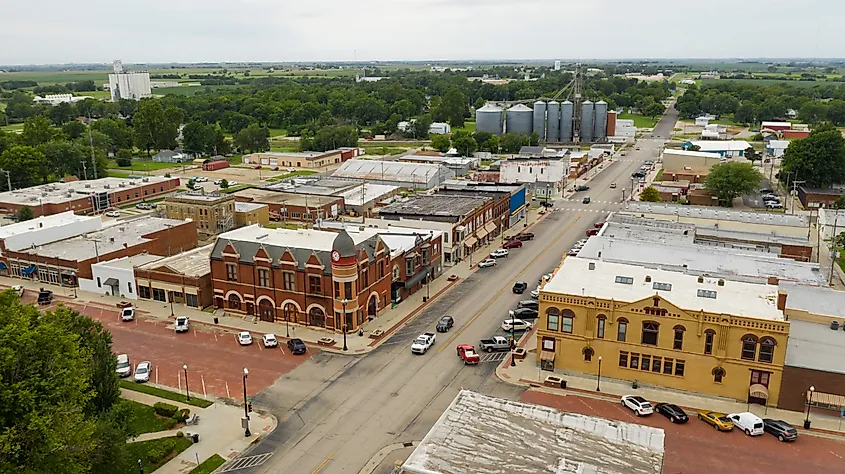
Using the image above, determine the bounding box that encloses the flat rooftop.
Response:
[780,282,845,319]
[316,222,443,258]
[335,183,399,206]
[689,140,752,152]
[233,188,341,207]
[621,202,808,227]
[246,151,333,159]
[401,390,664,474]
[663,149,722,159]
[378,194,489,218]
[545,257,784,321]
[333,159,448,182]
[95,254,163,270]
[137,244,212,277]
[165,192,233,203]
[0,177,173,206]
[263,178,356,195]
[216,224,374,253]
[784,319,845,374]
[0,211,98,239]
[23,217,187,261]
[234,202,266,213]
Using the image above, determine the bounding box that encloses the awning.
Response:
[464,236,478,248]
[749,384,769,399]
[21,265,37,277]
[808,390,845,408]
[475,227,489,239]
[540,350,556,361]
[404,267,431,288]
[484,222,497,235]
[103,277,119,287]
[0,262,6,270]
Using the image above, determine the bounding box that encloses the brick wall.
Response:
[778,365,845,412]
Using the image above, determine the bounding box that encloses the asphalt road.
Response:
[236,108,678,474]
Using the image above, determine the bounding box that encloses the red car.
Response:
[456,344,480,365]
[586,228,599,236]
[503,240,523,249]
[594,221,605,228]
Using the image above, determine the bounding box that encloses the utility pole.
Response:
[87,115,98,179]
[0,169,11,192]
[80,161,88,180]
[829,212,840,286]
[791,179,805,215]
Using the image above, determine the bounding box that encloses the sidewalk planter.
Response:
[369,329,385,339]
[514,348,526,360]
[317,337,335,346]
[544,375,566,389]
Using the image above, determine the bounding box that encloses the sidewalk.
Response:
[121,388,276,473]
[496,331,845,440]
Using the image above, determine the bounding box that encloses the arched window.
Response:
[283,303,298,323]
[561,309,575,334]
[759,337,776,363]
[583,347,594,362]
[641,321,659,346]
[741,334,758,360]
[712,367,726,383]
[227,293,241,310]
[617,318,628,342]
[546,307,560,332]
[673,325,686,350]
[596,315,606,339]
[704,329,716,355]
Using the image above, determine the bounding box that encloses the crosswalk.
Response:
[219,453,274,472]
[479,351,509,363]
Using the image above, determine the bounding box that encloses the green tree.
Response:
[780,125,845,188]
[61,120,87,140]
[234,123,271,153]
[686,144,701,152]
[409,115,432,140]
[704,162,764,207]
[91,117,132,153]
[186,178,198,190]
[42,141,87,178]
[451,130,477,157]
[20,116,55,146]
[132,99,180,155]
[299,125,356,152]
[182,120,213,156]
[528,131,540,146]
[15,205,34,221]
[833,195,845,209]
[643,101,665,119]
[431,134,451,153]
[435,88,468,128]
[639,186,662,202]
[220,178,229,189]
[744,146,761,166]
[499,133,525,153]
[49,102,76,125]
[734,104,758,125]
[0,145,49,187]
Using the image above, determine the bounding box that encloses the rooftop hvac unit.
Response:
[119,183,126,187]
[717,279,725,286]
[104,184,110,189]
[85,184,91,188]
[142,178,149,182]
[697,276,704,283]
[645,275,652,282]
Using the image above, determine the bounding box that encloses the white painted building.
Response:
[767,140,790,157]
[614,118,636,138]
[0,211,102,255]
[554,60,561,71]
[695,116,710,126]
[108,60,151,101]
[33,94,91,105]
[818,208,845,241]
[687,140,752,158]
[428,122,450,135]
[78,254,162,298]
[499,159,566,199]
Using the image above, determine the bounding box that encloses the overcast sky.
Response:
[2,0,843,65]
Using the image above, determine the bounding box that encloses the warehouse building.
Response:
[332,160,455,189]
[232,188,342,223]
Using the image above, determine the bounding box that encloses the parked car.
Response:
[766,202,783,209]
[479,335,512,352]
[728,412,765,436]
[11,285,24,297]
[116,354,132,378]
[175,316,189,333]
[762,419,798,442]
[490,249,509,259]
[514,232,534,241]
[149,203,157,209]
[517,300,539,310]
[121,307,135,322]
[632,171,645,178]
[621,395,654,416]
[503,240,523,249]
[567,249,579,257]
[194,176,208,182]
[760,188,774,194]
[262,333,278,348]
[436,315,454,332]
[512,281,528,294]
[655,403,688,423]
[697,410,734,431]
[37,289,53,305]
[456,344,480,365]
[508,308,538,320]
[287,338,307,354]
[228,180,238,186]
[253,165,262,169]
[501,318,532,332]
[213,179,223,185]
[540,200,554,208]
[135,203,151,210]
[575,185,590,192]
[636,147,641,150]
[478,258,497,268]
[530,286,540,299]
[582,196,591,204]
[106,210,121,218]
[586,228,599,236]
[762,194,779,202]
[237,331,253,346]
[134,361,151,383]
[411,332,436,354]
[594,221,605,228]
[610,183,617,188]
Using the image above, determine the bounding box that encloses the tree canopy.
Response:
[780,124,845,188]
[705,162,764,206]
[639,186,662,202]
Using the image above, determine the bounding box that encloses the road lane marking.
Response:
[226,381,230,398]
[201,375,207,396]
[279,345,285,355]
[311,452,334,474]
[437,215,582,353]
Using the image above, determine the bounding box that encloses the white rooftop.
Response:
[137,244,213,277]
[768,140,790,149]
[663,149,722,159]
[94,254,163,270]
[0,211,98,239]
[784,319,845,374]
[218,224,374,252]
[335,183,399,206]
[544,257,784,321]
[401,390,664,474]
[317,222,443,258]
[0,177,173,206]
[234,202,266,212]
[333,159,448,182]
[622,202,808,227]
[689,140,752,152]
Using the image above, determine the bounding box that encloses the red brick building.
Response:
[232,188,342,223]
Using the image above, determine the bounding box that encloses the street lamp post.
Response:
[341,299,348,351]
[183,364,190,401]
[243,368,251,437]
[170,295,175,317]
[596,355,603,392]
[805,385,815,429]
[285,304,290,338]
[510,313,516,367]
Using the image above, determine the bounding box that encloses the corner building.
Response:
[536,257,789,406]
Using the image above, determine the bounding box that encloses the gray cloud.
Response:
[1,0,842,64]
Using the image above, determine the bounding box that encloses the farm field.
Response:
[701,78,838,88]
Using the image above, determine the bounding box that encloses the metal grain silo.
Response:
[560,100,574,142]
[546,100,560,142]
[593,100,608,142]
[581,100,594,142]
[476,103,504,136]
[532,101,546,138]
[506,104,533,136]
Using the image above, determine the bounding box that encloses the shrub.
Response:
[116,157,132,167]
[173,408,190,422]
[176,431,184,438]
[153,402,178,418]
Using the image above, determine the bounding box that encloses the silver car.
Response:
[134,361,151,383]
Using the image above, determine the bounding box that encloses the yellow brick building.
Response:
[536,257,790,407]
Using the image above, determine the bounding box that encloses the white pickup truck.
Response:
[411,332,436,354]
[175,316,190,333]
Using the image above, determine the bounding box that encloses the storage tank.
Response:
[506,104,533,136]
[560,100,574,142]
[581,100,594,142]
[532,101,546,139]
[546,100,560,142]
[593,100,608,142]
[476,103,504,136]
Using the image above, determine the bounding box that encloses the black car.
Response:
[509,308,538,320]
[512,281,528,294]
[760,188,774,194]
[517,300,539,310]
[762,419,798,442]
[540,200,554,208]
[436,315,454,332]
[287,338,307,355]
[514,232,534,241]
[654,403,689,424]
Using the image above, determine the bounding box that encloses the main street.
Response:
[239,108,678,474]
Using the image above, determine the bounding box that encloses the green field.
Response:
[451,120,475,134]
[618,113,659,128]
[189,454,226,474]
[265,170,319,182]
[701,78,836,88]
[108,159,182,171]
[0,123,24,132]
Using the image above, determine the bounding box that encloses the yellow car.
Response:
[697,410,734,431]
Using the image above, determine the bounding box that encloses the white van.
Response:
[116,354,131,378]
[728,412,764,436]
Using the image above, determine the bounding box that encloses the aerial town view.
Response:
[3,2,845,474]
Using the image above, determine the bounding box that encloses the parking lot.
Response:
[522,389,845,474]
[30,293,313,400]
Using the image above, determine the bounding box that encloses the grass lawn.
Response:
[265,170,318,182]
[359,144,407,155]
[270,143,300,153]
[108,159,182,172]
[189,454,226,474]
[107,171,134,178]
[451,121,475,134]
[122,399,178,435]
[219,184,255,194]
[1,123,24,132]
[654,169,664,181]
[119,380,213,408]
[618,113,658,129]
[268,128,287,137]
[121,436,193,474]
